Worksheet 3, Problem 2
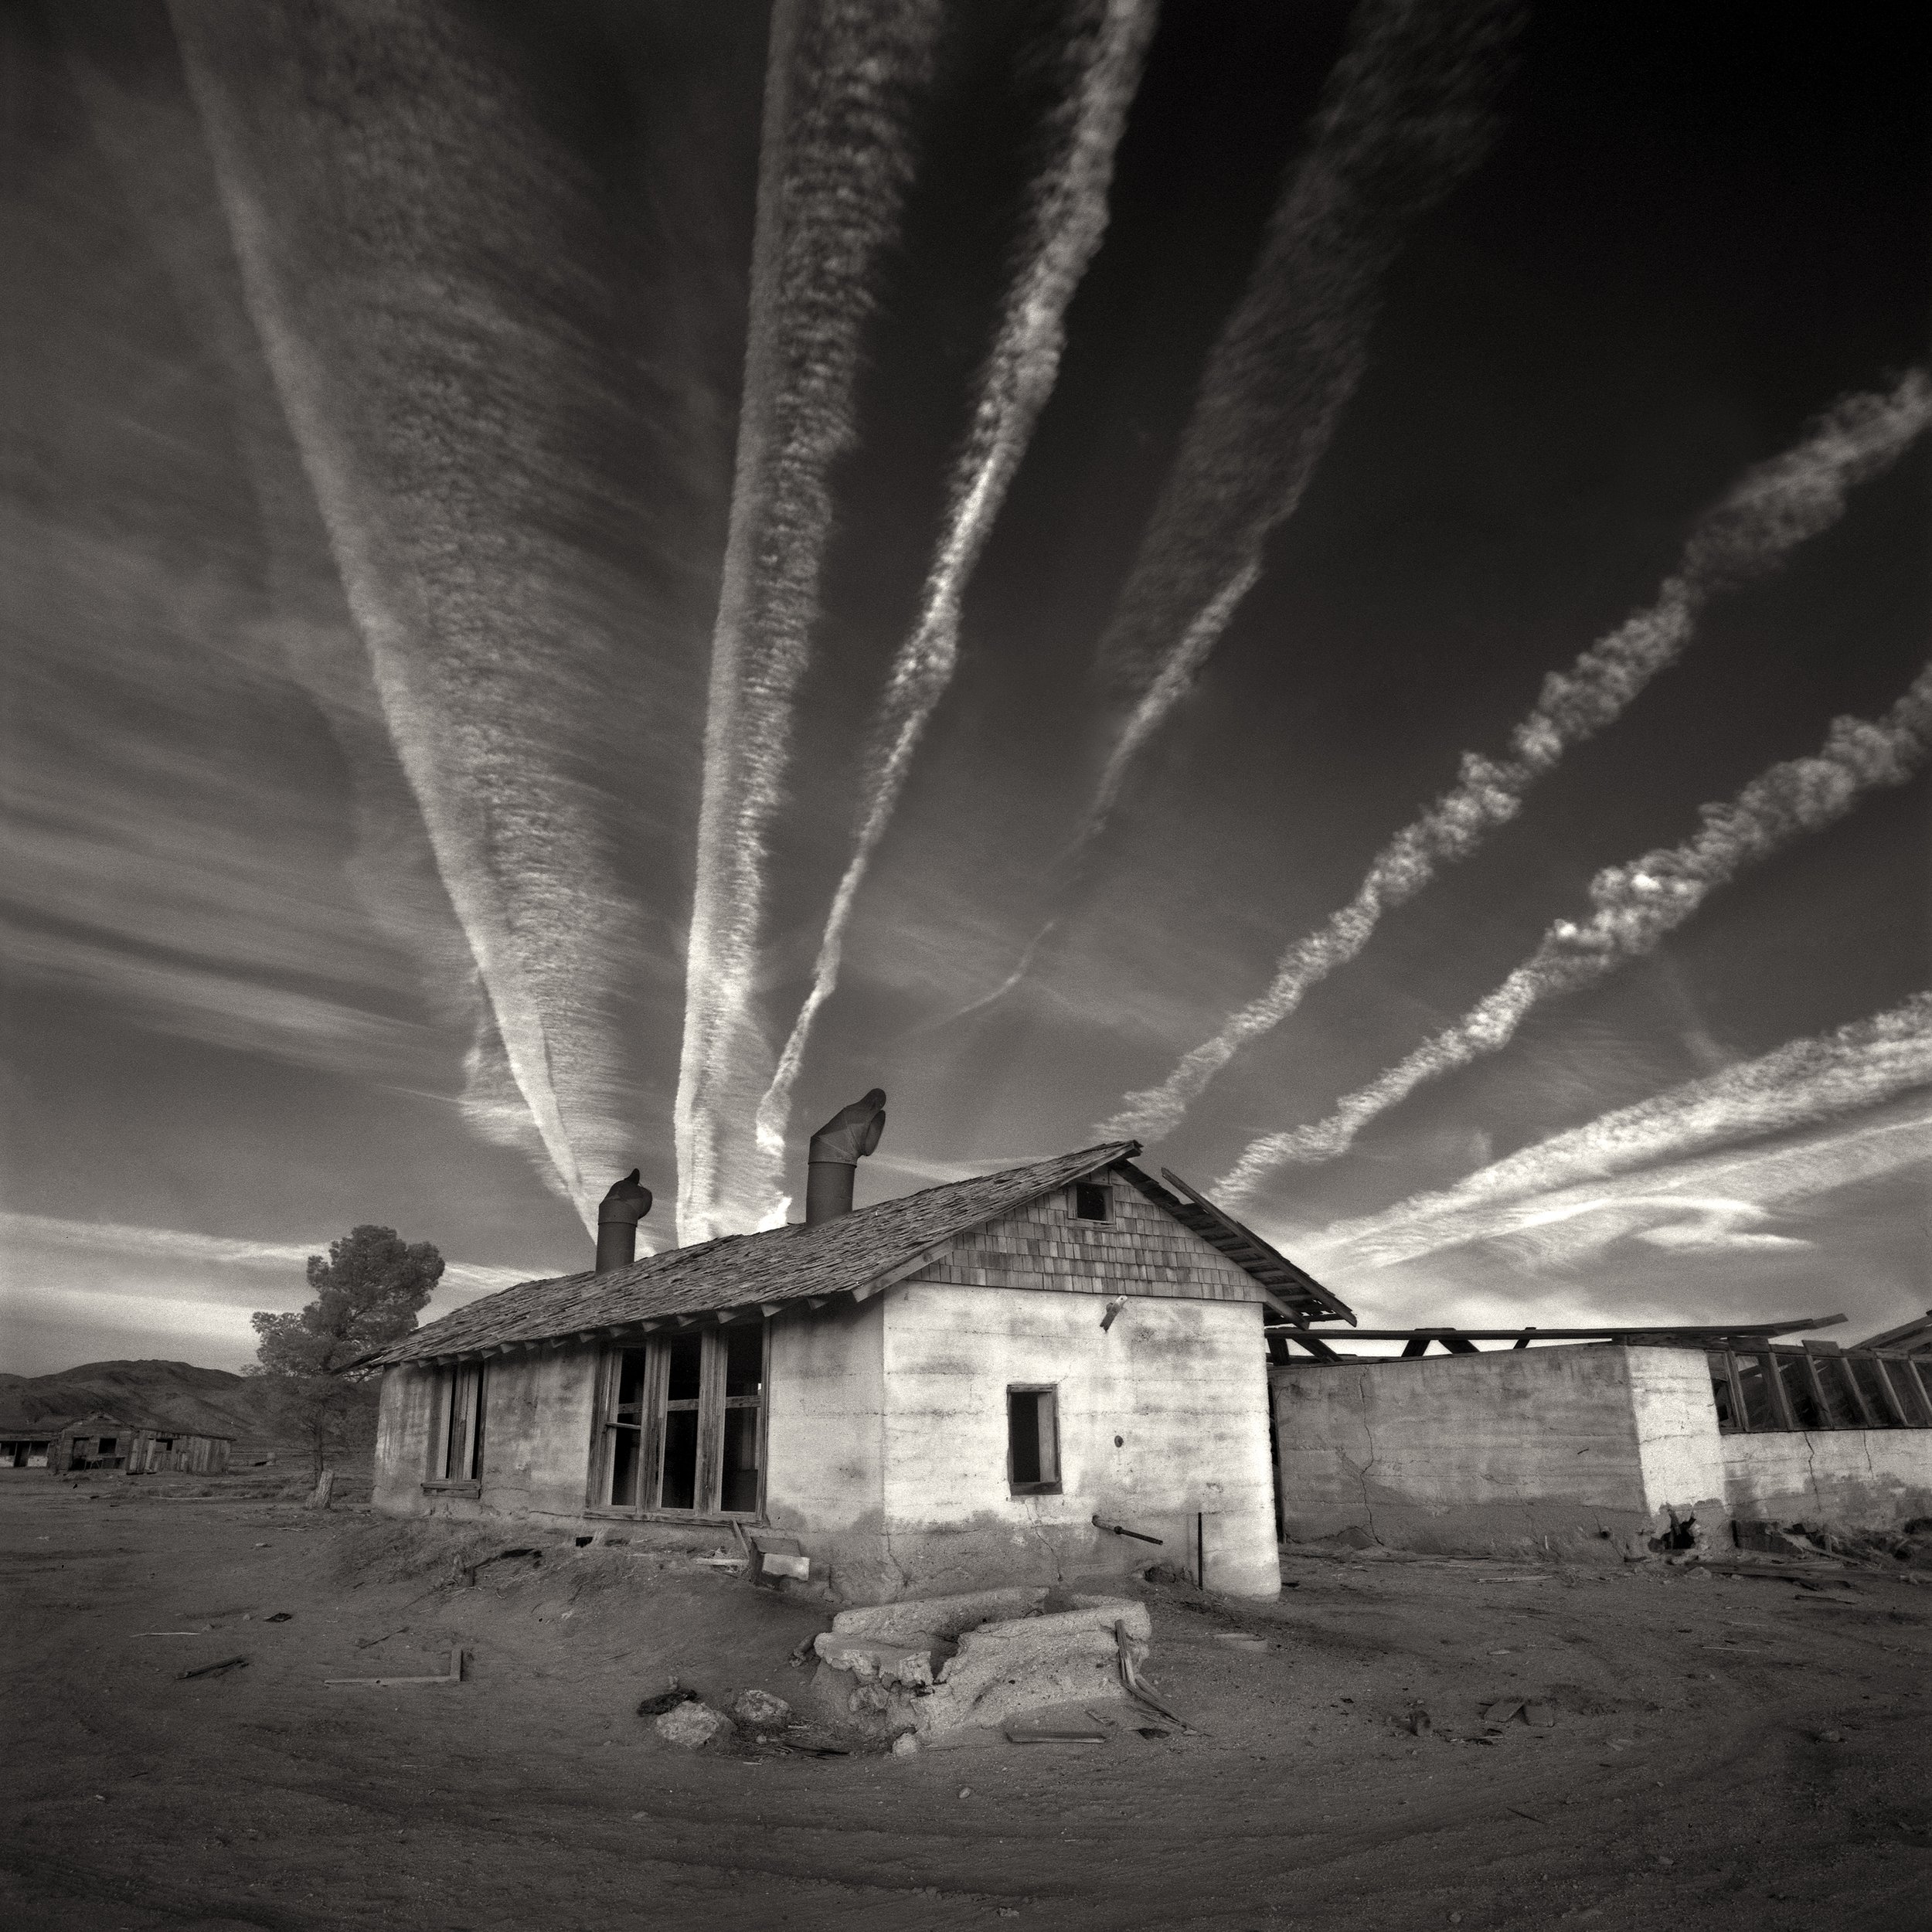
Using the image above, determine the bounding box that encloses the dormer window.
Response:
[1073,1182,1112,1223]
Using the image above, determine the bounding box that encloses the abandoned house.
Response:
[366,1091,1350,1602]
[2,1413,237,1476]
[367,1090,1932,1590]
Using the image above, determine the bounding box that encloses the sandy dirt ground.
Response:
[4,1478,1930,1932]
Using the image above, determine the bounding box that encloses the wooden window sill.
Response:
[587,1507,764,1527]
[1009,1483,1063,1498]
[421,1480,481,1496]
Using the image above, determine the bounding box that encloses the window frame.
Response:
[1072,1181,1113,1224]
[1006,1383,1062,1496]
[1709,1347,1932,1435]
[590,1320,768,1522]
[423,1361,487,1492]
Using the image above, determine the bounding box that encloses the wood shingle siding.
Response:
[911,1182,1270,1304]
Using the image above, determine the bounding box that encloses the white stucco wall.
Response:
[872,1282,1280,1600]
[1628,1345,1730,1519]
[764,1295,888,1550]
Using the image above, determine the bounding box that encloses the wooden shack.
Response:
[44,1413,233,1476]
[366,1141,1352,1602]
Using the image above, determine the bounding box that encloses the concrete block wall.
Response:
[372,1347,600,1524]
[1270,1344,1726,1559]
[1270,1342,1931,1556]
[1722,1430,1931,1531]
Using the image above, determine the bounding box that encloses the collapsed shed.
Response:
[1267,1320,1932,1556]
[0,1412,233,1476]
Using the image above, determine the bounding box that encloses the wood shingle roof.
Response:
[366,1142,1350,1367]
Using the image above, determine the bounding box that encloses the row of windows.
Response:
[1708,1349,1932,1434]
[426,1325,1067,1517]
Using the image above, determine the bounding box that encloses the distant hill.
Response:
[0,1359,375,1465]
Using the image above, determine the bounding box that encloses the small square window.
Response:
[1008,1386,1060,1495]
[1073,1182,1111,1223]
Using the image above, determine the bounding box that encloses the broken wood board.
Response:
[326,1646,464,1687]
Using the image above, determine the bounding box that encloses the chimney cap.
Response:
[808,1089,887,1167]
[597,1169,653,1224]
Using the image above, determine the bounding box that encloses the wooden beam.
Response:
[1911,1359,1932,1423]
[1838,1355,1880,1428]
[1763,1349,1799,1431]
[1866,1355,1910,1427]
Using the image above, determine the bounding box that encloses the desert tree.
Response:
[251,1226,443,1479]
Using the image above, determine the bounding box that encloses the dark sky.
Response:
[3,0,1926,1374]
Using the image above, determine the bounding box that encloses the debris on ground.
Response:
[655,1699,735,1749]
[178,1656,249,1681]
[730,1686,791,1728]
[325,1647,464,1687]
[636,1686,699,1718]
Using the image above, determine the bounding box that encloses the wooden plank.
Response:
[1764,1350,1799,1431]
[326,1646,465,1687]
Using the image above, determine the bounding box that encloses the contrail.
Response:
[750,0,1158,1182]
[1081,0,1527,843]
[676,0,943,1243]
[1218,662,1932,1203]
[1101,369,1932,1141]
[1307,992,1932,1269]
[171,4,645,1232]
[0,1211,533,1298]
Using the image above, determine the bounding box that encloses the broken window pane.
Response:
[720,1406,760,1513]
[1892,1359,1932,1427]
[665,1334,702,1403]
[1848,1356,1900,1426]
[1706,1352,1736,1430]
[1008,1387,1059,1491]
[660,1408,699,1510]
[1075,1182,1111,1222]
[1775,1355,1822,1429]
[1807,1354,1860,1429]
[724,1324,763,1398]
[1734,1355,1777,1430]
[614,1349,648,1425]
[610,1429,641,1508]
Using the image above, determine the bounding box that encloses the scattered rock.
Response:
[655,1701,735,1750]
[813,1631,949,1689]
[891,1732,920,1756]
[636,1688,699,1719]
[730,1688,791,1728]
